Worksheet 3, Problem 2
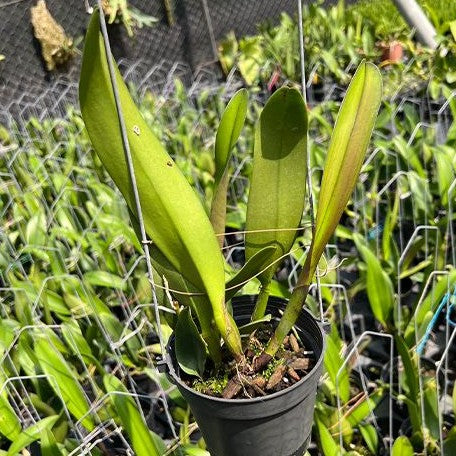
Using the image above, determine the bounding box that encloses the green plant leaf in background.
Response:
[316,416,342,456]
[175,308,207,378]
[0,396,21,442]
[103,374,165,456]
[6,415,59,456]
[245,86,308,320]
[354,234,395,328]
[359,423,378,454]
[34,337,95,431]
[79,10,242,360]
[391,436,414,456]
[323,325,350,403]
[264,61,382,360]
[83,270,126,290]
[210,88,248,248]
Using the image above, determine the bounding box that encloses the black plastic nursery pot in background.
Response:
[167,296,325,456]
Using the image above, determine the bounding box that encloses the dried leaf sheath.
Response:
[31,0,74,71]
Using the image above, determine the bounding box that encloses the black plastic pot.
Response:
[167,295,325,456]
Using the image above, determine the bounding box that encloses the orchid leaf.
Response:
[6,415,59,456]
[225,245,278,301]
[245,87,307,284]
[392,436,414,456]
[34,336,95,431]
[210,89,248,247]
[175,308,207,378]
[238,314,272,335]
[104,374,165,456]
[0,396,21,442]
[303,61,382,283]
[354,234,395,328]
[79,11,241,359]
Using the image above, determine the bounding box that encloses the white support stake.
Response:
[392,0,437,49]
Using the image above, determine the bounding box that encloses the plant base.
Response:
[167,295,325,456]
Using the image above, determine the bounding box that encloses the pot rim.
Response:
[166,302,325,404]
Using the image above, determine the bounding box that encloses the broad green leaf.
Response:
[181,446,211,456]
[147,243,221,363]
[61,321,104,375]
[83,271,126,290]
[214,89,248,182]
[175,308,207,378]
[0,396,21,442]
[354,234,394,328]
[359,424,378,455]
[238,314,272,335]
[316,416,342,456]
[7,415,59,456]
[444,428,456,454]
[80,11,241,358]
[324,325,350,403]
[40,427,62,456]
[434,146,455,206]
[395,335,421,433]
[210,89,248,247]
[245,87,308,285]
[103,374,165,456]
[347,387,384,426]
[303,61,382,284]
[34,337,95,431]
[225,245,278,301]
[391,436,414,456]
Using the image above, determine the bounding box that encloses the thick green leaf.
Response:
[147,243,221,363]
[40,427,62,456]
[303,61,382,283]
[324,325,350,403]
[210,89,248,246]
[175,308,207,378]
[225,245,278,301]
[61,321,104,374]
[434,146,455,206]
[34,337,94,431]
[359,423,378,455]
[395,335,421,433]
[391,436,414,456]
[347,387,384,426]
[354,234,395,328]
[238,314,272,335]
[245,87,308,284]
[316,416,342,456]
[213,89,248,184]
[0,396,21,442]
[103,374,165,456]
[7,415,59,456]
[79,11,241,358]
[83,271,126,290]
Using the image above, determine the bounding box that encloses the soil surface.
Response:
[184,323,316,399]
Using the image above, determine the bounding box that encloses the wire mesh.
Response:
[1,6,456,455]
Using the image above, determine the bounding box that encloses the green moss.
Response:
[262,358,283,382]
[193,373,229,396]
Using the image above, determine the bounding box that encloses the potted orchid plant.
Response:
[79,10,382,456]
